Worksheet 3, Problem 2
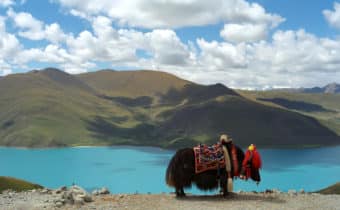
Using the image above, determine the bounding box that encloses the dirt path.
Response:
[2,191,340,210]
[72,192,340,210]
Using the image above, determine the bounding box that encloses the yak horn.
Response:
[222,145,233,192]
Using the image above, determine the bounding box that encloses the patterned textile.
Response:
[193,143,225,174]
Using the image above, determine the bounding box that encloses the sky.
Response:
[1,0,340,89]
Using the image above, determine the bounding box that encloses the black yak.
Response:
[165,141,261,197]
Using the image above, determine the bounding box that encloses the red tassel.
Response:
[252,149,262,169]
[242,144,262,179]
[242,150,252,167]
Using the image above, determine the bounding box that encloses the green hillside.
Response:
[317,182,340,194]
[238,90,340,136]
[0,68,339,148]
[0,176,43,192]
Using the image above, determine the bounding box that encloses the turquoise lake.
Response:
[0,146,340,194]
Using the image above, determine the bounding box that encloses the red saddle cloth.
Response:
[193,143,225,174]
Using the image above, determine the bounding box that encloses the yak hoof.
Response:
[176,193,186,198]
[176,189,186,197]
[223,192,229,197]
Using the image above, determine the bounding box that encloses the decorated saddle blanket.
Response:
[193,143,225,174]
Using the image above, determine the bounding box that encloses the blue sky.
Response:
[1,0,340,89]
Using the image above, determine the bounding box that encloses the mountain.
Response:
[271,83,340,94]
[238,89,340,138]
[323,83,340,94]
[302,83,340,94]
[0,68,339,148]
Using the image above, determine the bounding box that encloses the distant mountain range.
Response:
[302,83,340,94]
[271,83,340,94]
[0,68,339,148]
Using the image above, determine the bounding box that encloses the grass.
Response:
[0,177,43,193]
[317,182,340,194]
[0,68,339,149]
[238,90,340,135]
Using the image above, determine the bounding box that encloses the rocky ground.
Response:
[1,187,340,210]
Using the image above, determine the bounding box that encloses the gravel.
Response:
[1,190,340,210]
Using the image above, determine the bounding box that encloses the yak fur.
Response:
[166,143,245,196]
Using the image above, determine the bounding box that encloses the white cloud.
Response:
[7,8,45,40]
[0,16,21,61]
[0,16,19,75]
[197,39,247,69]
[54,0,284,29]
[145,29,192,66]
[220,23,267,43]
[0,0,14,7]
[159,29,340,89]
[0,58,12,75]
[323,2,340,29]
[251,30,340,73]
[7,9,68,43]
[1,2,340,89]
[44,23,68,43]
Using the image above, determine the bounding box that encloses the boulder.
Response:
[40,188,51,194]
[99,187,110,194]
[73,195,85,205]
[92,187,110,195]
[55,186,67,194]
[60,185,93,205]
[55,201,63,208]
[288,189,297,196]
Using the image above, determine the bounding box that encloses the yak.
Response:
[165,142,261,197]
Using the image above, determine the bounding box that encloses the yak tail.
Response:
[165,148,194,188]
[165,156,176,187]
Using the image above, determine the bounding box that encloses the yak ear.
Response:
[227,177,233,192]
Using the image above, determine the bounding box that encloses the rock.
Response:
[288,189,297,195]
[92,187,110,195]
[55,201,63,208]
[69,185,87,195]
[73,195,85,205]
[59,185,93,205]
[77,193,93,202]
[55,186,67,194]
[92,189,99,195]
[265,189,273,194]
[83,194,93,202]
[40,188,51,194]
[272,189,282,194]
[99,187,110,195]
[62,191,73,201]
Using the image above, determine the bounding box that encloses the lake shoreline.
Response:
[1,141,340,150]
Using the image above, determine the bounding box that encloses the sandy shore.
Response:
[1,191,340,210]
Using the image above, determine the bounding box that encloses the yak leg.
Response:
[175,187,186,197]
[219,172,229,197]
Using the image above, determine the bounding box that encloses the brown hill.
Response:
[0,68,339,148]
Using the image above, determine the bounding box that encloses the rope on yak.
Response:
[222,145,233,192]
